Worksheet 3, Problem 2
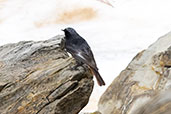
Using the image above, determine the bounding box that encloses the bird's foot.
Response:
[70,62,85,71]
[70,65,78,71]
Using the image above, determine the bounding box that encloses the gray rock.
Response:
[0,35,94,114]
[133,88,171,114]
[98,32,171,114]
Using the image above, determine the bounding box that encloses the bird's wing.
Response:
[66,40,98,70]
[80,43,98,69]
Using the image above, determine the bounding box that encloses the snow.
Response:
[0,0,171,113]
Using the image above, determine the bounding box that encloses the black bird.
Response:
[62,27,105,86]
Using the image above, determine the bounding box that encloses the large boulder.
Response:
[98,32,171,114]
[134,88,171,114]
[0,36,94,114]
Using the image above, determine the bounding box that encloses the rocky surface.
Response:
[98,32,171,114]
[134,88,171,114]
[0,35,94,114]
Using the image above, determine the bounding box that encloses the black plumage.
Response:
[62,27,105,86]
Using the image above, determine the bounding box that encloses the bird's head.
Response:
[62,27,78,38]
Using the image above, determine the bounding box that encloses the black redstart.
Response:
[62,27,105,86]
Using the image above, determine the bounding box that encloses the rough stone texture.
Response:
[133,88,171,114]
[0,35,94,114]
[98,32,171,114]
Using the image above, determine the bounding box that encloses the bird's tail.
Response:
[90,68,105,86]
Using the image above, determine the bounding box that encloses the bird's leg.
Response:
[70,61,84,71]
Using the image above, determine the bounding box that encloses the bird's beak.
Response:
[61,29,64,31]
